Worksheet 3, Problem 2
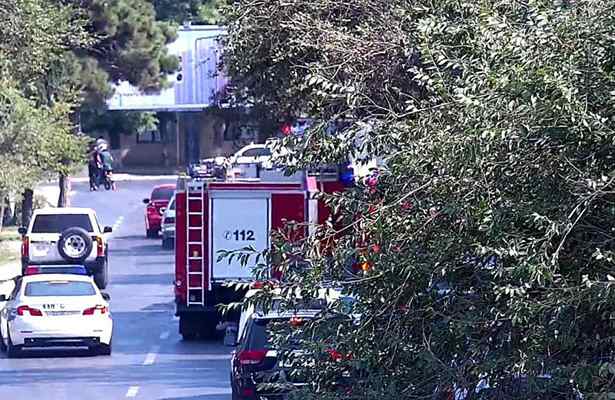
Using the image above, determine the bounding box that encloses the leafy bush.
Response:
[224,0,615,398]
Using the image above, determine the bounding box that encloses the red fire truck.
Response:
[174,166,346,339]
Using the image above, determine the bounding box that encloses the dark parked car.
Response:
[230,310,317,400]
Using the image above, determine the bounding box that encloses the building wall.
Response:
[113,132,178,167]
[177,111,248,165]
[97,109,258,168]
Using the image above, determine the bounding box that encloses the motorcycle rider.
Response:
[98,142,116,191]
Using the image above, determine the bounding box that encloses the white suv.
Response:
[19,208,112,289]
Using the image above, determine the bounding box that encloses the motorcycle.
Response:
[101,169,115,191]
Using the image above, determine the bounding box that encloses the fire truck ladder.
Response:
[186,182,205,307]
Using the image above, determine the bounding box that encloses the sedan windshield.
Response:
[24,281,97,297]
[31,214,93,233]
[151,187,175,200]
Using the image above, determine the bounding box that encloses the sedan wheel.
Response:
[93,341,112,356]
[0,328,6,353]
[6,332,22,359]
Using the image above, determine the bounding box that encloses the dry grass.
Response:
[0,227,20,265]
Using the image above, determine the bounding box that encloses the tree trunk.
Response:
[21,189,33,228]
[0,196,5,232]
[57,174,69,207]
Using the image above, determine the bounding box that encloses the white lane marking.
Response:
[109,216,124,237]
[126,386,139,397]
[113,216,124,230]
[159,331,170,340]
[143,345,160,366]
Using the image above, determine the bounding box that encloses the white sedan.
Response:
[0,274,113,357]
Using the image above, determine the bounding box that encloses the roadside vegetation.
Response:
[0,227,20,266]
[223,0,615,398]
[0,0,220,229]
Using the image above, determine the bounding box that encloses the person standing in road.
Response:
[88,145,102,191]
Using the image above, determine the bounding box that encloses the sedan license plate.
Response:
[47,311,80,317]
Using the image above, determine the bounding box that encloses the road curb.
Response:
[70,174,179,184]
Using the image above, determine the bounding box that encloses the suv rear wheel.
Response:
[58,227,93,263]
[93,258,109,289]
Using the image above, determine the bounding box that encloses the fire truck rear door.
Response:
[210,193,270,280]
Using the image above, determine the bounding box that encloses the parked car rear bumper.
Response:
[23,256,106,273]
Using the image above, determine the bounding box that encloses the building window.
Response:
[137,129,163,144]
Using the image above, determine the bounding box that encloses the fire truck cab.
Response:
[174,163,344,339]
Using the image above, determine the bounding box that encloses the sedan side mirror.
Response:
[142,198,150,204]
[17,227,27,235]
[0,295,7,302]
[103,226,113,233]
[101,292,111,301]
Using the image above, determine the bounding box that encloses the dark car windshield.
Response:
[241,147,272,157]
[151,187,175,201]
[247,319,272,350]
[31,214,93,233]
[25,281,96,297]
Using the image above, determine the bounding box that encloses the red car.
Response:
[143,184,176,238]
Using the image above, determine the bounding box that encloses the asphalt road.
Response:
[0,178,232,400]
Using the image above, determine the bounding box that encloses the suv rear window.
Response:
[25,281,96,297]
[152,187,174,200]
[246,317,309,349]
[31,214,93,233]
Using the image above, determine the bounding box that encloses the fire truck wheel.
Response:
[200,314,219,340]
[179,315,198,341]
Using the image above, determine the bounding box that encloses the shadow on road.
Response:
[110,244,165,257]
[0,348,97,359]
[111,273,174,286]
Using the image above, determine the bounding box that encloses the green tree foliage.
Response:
[224,0,615,398]
[0,0,88,218]
[150,0,222,24]
[58,0,179,107]
[0,0,88,90]
[0,85,86,201]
